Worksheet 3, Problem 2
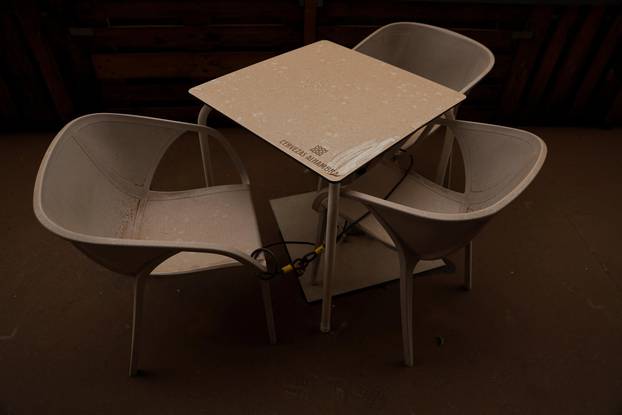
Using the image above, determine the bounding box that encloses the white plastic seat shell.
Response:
[354,22,494,94]
[33,113,275,376]
[134,185,263,275]
[312,119,547,366]
[352,21,495,180]
[336,162,469,249]
[33,113,265,276]
[328,120,547,254]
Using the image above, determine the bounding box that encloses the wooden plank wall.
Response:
[0,0,619,130]
[59,0,303,123]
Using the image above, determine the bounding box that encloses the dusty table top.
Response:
[190,40,465,182]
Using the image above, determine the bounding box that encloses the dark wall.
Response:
[0,0,620,131]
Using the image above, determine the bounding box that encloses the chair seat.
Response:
[128,184,262,275]
[338,162,468,248]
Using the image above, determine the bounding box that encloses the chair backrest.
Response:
[34,113,262,276]
[32,114,199,275]
[354,22,494,94]
[344,120,546,260]
[34,113,184,239]
[450,121,547,213]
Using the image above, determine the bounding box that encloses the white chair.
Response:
[309,23,496,282]
[33,113,276,376]
[313,120,547,366]
[354,22,495,184]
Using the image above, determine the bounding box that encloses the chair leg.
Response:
[129,273,147,377]
[464,241,473,291]
[435,129,455,186]
[435,109,457,188]
[400,256,417,367]
[309,207,327,286]
[261,280,277,345]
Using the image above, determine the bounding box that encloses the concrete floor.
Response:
[1,125,621,414]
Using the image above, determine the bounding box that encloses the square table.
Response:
[190,40,465,332]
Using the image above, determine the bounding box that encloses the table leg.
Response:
[320,182,340,333]
[434,109,456,186]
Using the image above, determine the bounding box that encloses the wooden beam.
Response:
[99,81,198,107]
[499,5,554,121]
[71,0,302,26]
[15,1,74,120]
[92,51,276,79]
[304,0,318,45]
[571,12,622,118]
[319,2,531,29]
[545,5,606,117]
[0,12,57,124]
[523,6,580,117]
[606,87,622,125]
[0,73,18,121]
[75,24,302,52]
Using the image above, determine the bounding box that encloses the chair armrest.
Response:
[197,105,216,186]
[195,125,251,185]
[162,117,251,186]
[197,104,212,126]
[132,240,267,277]
[107,113,251,186]
[68,233,268,277]
[398,121,437,152]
